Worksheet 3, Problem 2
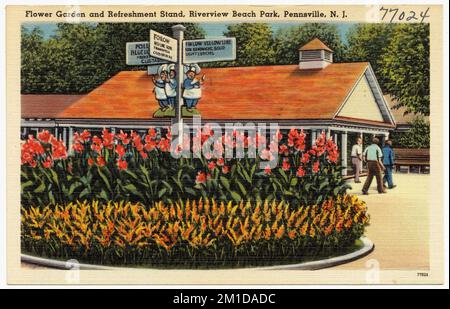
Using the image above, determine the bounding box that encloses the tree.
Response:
[379,24,430,115]
[391,116,430,149]
[273,23,346,64]
[21,23,205,94]
[345,24,396,90]
[222,23,275,66]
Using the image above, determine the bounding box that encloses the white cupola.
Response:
[299,38,333,70]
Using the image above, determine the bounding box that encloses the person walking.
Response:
[362,137,386,195]
[382,140,397,189]
[351,137,363,183]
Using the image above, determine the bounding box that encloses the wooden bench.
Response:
[393,148,430,174]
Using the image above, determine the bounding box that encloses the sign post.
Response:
[171,25,186,145]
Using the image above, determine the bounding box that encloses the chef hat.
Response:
[167,64,175,72]
[185,63,201,74]
[157,64,168,75]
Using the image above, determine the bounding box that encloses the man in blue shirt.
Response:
[362,137,387,195]
[382,140,396,189]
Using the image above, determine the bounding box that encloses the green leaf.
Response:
[21,180,34,191]
[236,180,247,197]
[319,180,330,191]
[158,188,167,199]
[230,191,242,203]
[34,182,46,193]
[290,177,298,187]
[97,167,112,193]
[220,176,230,190]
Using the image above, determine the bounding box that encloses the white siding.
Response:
[338,75,384,122]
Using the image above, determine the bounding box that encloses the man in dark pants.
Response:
[382,140,397,189]
[362,137,386,195]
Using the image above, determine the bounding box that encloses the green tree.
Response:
[21,23,205,94]
[345,24,396,90]
[273,23,346,64]
[222,23,275,66]
[379,24,430,115]
[391,116,430,149]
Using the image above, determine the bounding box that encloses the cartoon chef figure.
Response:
[182,63,205,112]
[152,64,169,111]
[164,64,177,110]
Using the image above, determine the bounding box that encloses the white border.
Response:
[1,0,448,289]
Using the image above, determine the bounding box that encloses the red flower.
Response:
[80,130,91,142]
[264,165,272,175]
[115,144,126,157]
[37,130,53,144]
[117,159,128,170]
[296,166,305,177]
[279,144,289,156]
[222,166,230,174]
[148,128,157,139]
[88,157,95,166]
[102,129,114,149]
[217,158,225,166]
[282,158,290,171]
[207,161,216,170]
[42,157,53,168]
[144,140,157,152]
[196,171,207,184]
[51,139,67,159]
[158,138,170,152]
[301,153,310,164]
[139,151,148,159]
[116,130,130,145]
[72,142,84,153]
[312,161,320,173]
[97,156,106,167]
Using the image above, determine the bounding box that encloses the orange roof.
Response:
[22,95,83,118]
[299,38,333,52]
[58,62,370,121]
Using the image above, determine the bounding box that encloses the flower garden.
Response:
[21,127,370,268]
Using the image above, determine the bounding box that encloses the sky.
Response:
[22,22,355,43]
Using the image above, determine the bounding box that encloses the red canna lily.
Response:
[296,166,306,177]
[115,144,126,157]
[117,159,128,170]
[37,130,53,144]
[195,171,207,184]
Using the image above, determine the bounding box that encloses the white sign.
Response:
[149,30,178,63]
[183,38,236,64]
[147,64,160,75]
[126,42,166,66]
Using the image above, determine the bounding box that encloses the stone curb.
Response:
[21,236,374,271]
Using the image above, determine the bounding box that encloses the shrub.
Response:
[21,195,369,268]
[391,116,430,149]
[21,128,349,208]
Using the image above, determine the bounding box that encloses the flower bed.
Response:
[20,128,370,268]
[21,128,348,208]
[21,195,369,268]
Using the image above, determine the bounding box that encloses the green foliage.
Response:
[274,23,347,64]
[379,24,430,115]
[21,23,205,94]
[223,23,276,66]
[345,24,396,90]
[390,116,430,149]
[21,129,348,209]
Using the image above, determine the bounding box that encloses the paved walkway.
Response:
[22,173,431,271]
[336,173,430,270]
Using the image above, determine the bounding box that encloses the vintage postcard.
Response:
[5,4,445,285]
